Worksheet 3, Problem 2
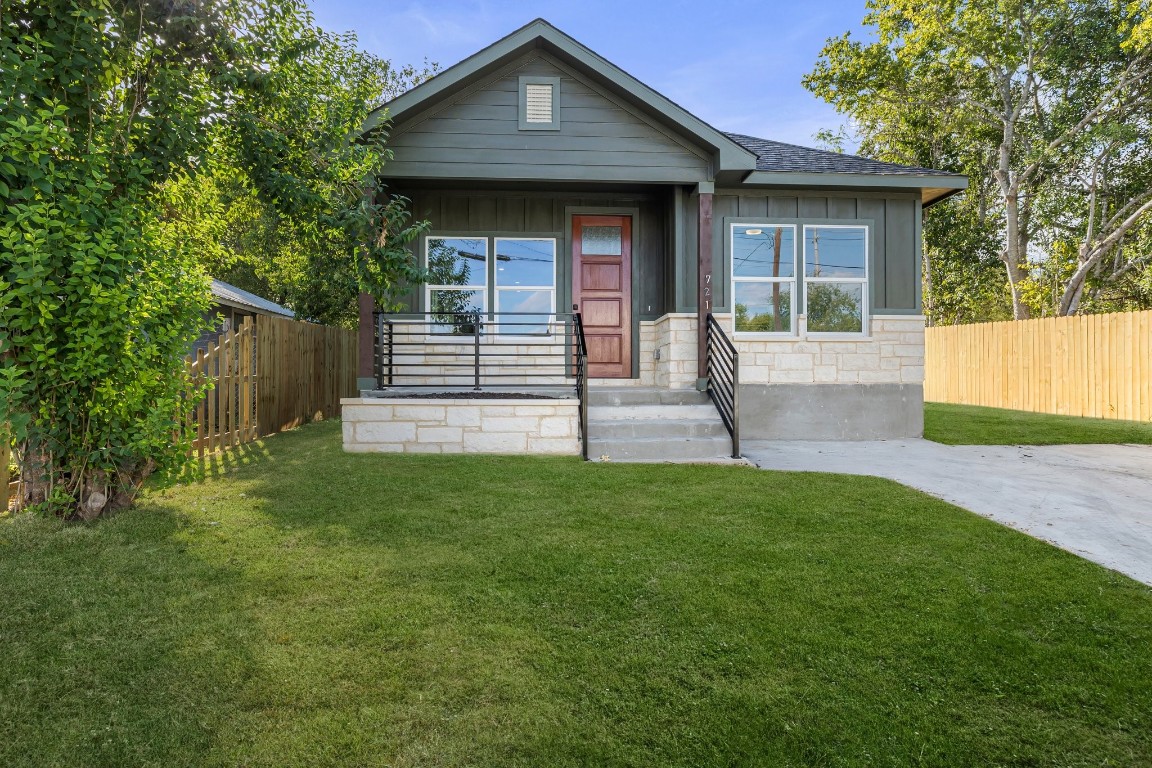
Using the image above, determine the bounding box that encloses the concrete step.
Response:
[588,387,710,407]
[588,435,735,462]
[590,418,728,440]
[587,403,718,421]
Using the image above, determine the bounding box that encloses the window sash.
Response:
[425,236,558,336]
[731,222,798,336]
[802,224,868,335]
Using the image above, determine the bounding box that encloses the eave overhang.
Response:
[739,171,969,207]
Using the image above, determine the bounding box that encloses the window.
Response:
[494,238,556,334]
[519,76,560,130]
[803,225,868,334]
[425,236,557,335]
[426,236,486,334]
[731,224,796,334]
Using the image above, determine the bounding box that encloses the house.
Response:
[343,19,966,459]
[194,279,294,352]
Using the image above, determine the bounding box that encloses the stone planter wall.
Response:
[341,397,580,454]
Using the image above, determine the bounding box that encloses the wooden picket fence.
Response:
[925,310,1152,421]
[1,315,356,508]
[188,315,357,456]
[188,317,259,455]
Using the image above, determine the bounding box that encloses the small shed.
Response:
[193,279,294,353]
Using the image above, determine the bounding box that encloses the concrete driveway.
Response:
[742,439,1152,586]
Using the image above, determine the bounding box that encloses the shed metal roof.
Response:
[210,279,295,318]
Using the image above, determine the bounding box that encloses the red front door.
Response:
[572,215,632,378]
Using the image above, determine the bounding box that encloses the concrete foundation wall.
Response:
[342,397,580,454]
[739,383,924,440]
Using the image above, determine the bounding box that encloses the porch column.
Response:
[357,291,375,392]
[696,181,715,390]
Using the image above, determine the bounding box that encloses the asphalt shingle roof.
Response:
[210,279,295,318]
[725,133,962,177]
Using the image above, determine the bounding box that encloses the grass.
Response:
[3,421,1152,767]
[925,401,1152,445]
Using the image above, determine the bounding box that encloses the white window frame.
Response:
[423,235,559,338]
[492,237,557,338]
[802,224,869,338]
[424,235,488,334]
[730,222,798,338]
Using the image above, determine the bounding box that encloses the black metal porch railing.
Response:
[372,310,591,459]
[706,314,740,458]
[572,307,589,461]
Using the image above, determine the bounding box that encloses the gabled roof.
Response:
[726,133,967,206]
[726,134,963,177]
[364,18,967,204]
[363,18,758,173]
[210,279,294,318]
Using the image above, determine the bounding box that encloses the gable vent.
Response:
[524,83,554,123]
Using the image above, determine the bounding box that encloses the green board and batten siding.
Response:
[380,53,712,184]
[683,191,923,315]
[396,188,670,322]
[395,187,923,319]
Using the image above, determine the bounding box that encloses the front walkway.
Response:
[742,439,1152,586]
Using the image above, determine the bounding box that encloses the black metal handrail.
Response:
[706,314,740,458]
[572,307,589,461]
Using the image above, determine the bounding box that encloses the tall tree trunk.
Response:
[1002,194,1032,320]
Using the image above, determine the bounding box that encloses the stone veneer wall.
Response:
[623,313,924,388]
[712,314,927,385]
[341,397,580,454]
[608,313,699,389]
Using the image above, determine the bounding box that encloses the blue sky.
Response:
[304,0,873,148]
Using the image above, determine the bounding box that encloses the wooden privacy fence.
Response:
[925,310,1152,421]
[188,315,357,455]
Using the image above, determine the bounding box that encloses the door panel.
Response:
[582,263,622,291]
[573,215,632,378]
[583,298,622,327]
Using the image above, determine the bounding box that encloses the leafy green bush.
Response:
[1,0,425,517]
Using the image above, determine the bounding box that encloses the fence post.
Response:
[1,424,10,512]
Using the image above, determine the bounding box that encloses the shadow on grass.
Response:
[179,438,276,484]
[0,506,260,766]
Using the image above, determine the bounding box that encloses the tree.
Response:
[806,0,1152,320]
[0,0,425,517]
[156,20,437,326]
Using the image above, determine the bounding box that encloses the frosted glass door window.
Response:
[581,226,622,256]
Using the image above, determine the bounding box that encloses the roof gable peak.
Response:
[364,18,756,174]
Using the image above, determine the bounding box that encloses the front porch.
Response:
[341,310,741,460]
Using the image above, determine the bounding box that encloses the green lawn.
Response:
[3,421,1152,767]
[925,401,1152,445]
